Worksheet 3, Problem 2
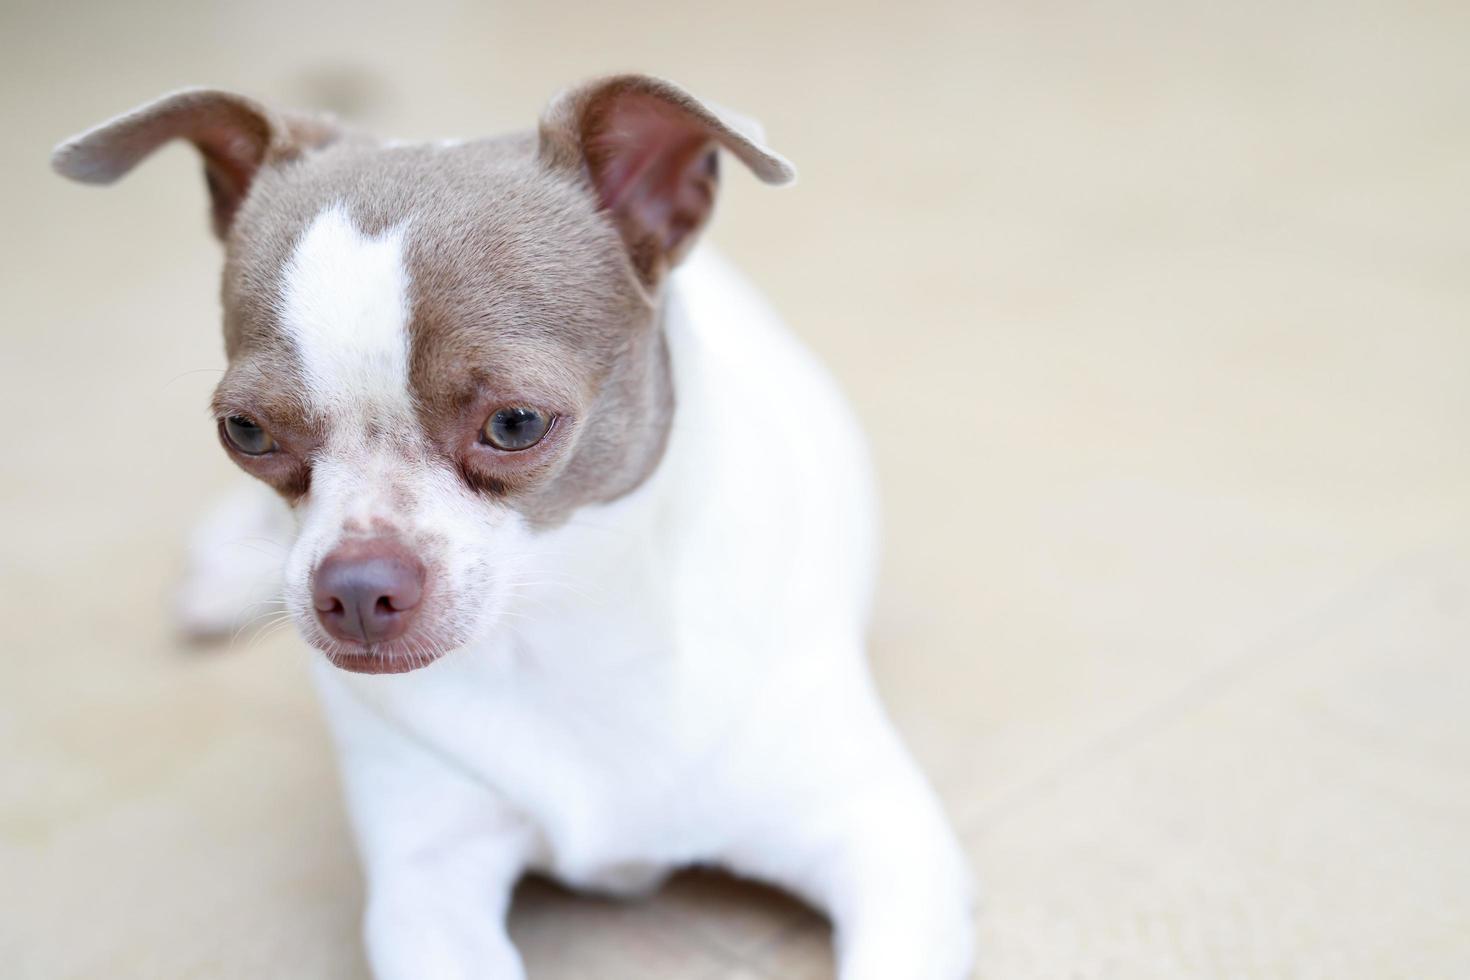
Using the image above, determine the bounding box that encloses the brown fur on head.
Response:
[52,75,793,670]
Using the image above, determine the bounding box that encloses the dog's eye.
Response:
[222,415,278,456]
[481,407,551,451]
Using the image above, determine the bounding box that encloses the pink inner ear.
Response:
[585,92,718,256]
[193,121,272,232]
[197,125,268,188]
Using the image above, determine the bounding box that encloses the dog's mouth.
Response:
[296,615,466,675]
[323,643,447,674]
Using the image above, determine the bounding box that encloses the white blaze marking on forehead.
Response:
[279,204,414,420]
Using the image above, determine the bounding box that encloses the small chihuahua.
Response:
[54,75,973,979]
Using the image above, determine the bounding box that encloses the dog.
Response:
[53,75,974,979]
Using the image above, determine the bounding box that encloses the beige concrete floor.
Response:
[4,0,1469,977]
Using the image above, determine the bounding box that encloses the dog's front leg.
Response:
[725,678,976,980]
[315,672,534,980]
[363,843,526,980]
[783,767,975,979]
[812,778,975,980]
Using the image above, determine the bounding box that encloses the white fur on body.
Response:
[187,245,974,978]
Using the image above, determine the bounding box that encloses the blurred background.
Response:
[3,0,1468,976]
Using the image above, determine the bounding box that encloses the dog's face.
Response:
[54,77,792,673]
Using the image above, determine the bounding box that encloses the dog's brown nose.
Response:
[312,543,424,645]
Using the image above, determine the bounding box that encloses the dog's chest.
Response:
[316,534,754,870]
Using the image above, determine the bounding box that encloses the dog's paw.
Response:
[175,482,293,642]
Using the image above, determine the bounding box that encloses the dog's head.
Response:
[53,76,793,673]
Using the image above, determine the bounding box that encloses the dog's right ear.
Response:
[51,89,339,239]
[538,75,795,289]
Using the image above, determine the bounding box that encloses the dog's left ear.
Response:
[51,89,340,239]
[538,74,795,287]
